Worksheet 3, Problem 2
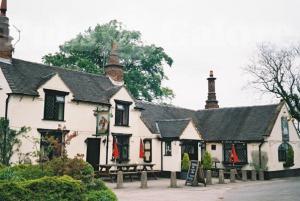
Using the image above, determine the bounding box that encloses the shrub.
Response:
[45,157,94,183]
[284,146,294,168]
[0,164,53,182]
[85,190,117,201]
[202,151,212,170]
[0,167,24,182]
[0,182,32,201]
[0,163,5,170]
[23,175,85,201]
[0,176,85,201]
[181,153,190,172]
[85,178,108,191]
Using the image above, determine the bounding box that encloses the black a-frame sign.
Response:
[185,160,206,186]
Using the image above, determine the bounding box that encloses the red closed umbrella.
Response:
[112,138,119,159]
[139,139,144,159]
[230,144,240,165]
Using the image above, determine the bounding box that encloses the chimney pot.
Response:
[205,70,219,109]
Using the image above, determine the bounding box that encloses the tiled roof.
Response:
[137,101,283,141]
[0,58,121,104]
[156,119,191,138]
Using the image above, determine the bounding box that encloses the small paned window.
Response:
[113,136,130,162]
[115,102,130,126]
[278,143,292,162]
[165,141,172,156]
[143,139,152,163]
[211,144,216,150]
[281,117,290,141]
[40,131,63,160]
[44,90,67,121]
[223,143,247,163]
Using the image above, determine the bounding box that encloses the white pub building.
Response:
[0,0,300,179]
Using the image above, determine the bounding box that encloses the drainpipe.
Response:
[161,140,163,171]
[105,105,111,165]
[258,140,265,169]
[2,94,10,164]
[5,94,10,120]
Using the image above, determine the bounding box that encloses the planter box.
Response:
[180,171,188,180]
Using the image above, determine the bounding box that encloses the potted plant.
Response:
[180,153,190,179]
[202,151,212,170]
[283,146,294,168]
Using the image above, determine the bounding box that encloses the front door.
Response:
[86,138,100,170]
[181,140,198,160]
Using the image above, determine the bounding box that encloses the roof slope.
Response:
[195,103,282,141]
[138,101,283,141]
[156,119,191,138]
[0,58,121,104]
[136,101,197,134]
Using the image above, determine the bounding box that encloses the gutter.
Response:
[161,141,163,171]
[105,105,111,165]
[5,94,10,120]
[258,140,265,169]
[2,94,10,164]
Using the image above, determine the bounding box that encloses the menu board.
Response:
[185,160,199,185]
[185,160,206,186]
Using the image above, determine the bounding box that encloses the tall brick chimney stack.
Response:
[0,0,13,62]
[205,70,219,109]
[104,41,124,85]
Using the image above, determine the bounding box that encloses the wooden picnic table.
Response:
[97,163,158,181]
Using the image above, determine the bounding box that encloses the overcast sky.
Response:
[7,0,300,110]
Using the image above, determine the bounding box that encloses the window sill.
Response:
[164,154,172,157]
[42,119,66,122]
[110,159,130,162]
[114,124,130,127]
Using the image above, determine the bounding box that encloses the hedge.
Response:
[45,157,94,183]
[0,176,85,201]
[0,164,53,182]
[85,190,118,201]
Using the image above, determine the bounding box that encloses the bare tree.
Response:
[246,44,300,131]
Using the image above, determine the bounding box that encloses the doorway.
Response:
[181,140,199,160]
[86,138,100,170]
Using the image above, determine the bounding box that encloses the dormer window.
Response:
[115,100,131,126]
[43,89,68,121]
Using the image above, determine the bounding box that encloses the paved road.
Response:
[223,177,300,201]
[108,177,300,201]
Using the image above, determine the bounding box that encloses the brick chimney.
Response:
[0,0,13,61]
[205,70,219,109]
[104,42,124,85]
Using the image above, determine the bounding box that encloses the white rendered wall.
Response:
[162,141,181,172]
[7,74,99,163]
[102,87,161,170]
[262,104,300,171]
[206,143,224,168]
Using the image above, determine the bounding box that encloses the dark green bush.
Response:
[0,163,5,170]
[0,164,53,182]
[85,179,108,191]
[0,176,85,201]
[181,153,190,172]
[85,190,117,201]
[202,151,213,170]
[0,181,32,201]
[284,146,294,168]
[45,157,94,183]
[23,175,85,201]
